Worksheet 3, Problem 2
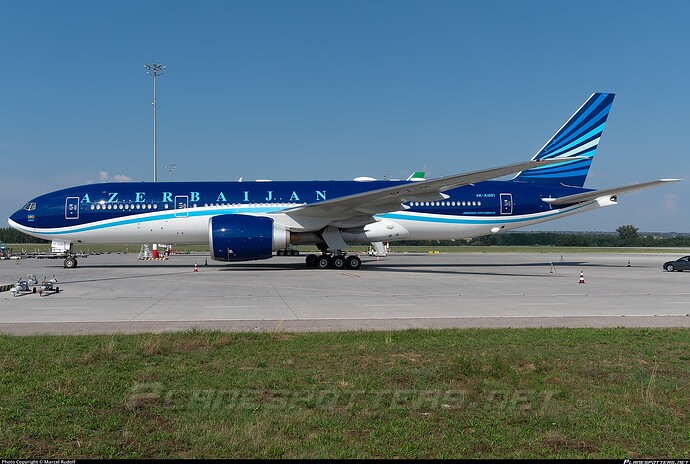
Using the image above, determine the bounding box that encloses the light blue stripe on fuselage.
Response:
[20,201,595,237]
[380,202,592,225]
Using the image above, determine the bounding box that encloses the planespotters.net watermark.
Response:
[624,461,689,464]
[126,382,559,411]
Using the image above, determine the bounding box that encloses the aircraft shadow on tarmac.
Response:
[355,261,591,277]
[211,259,595,277]
[27,258,619,280]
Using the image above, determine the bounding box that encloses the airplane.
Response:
[8,92,680,270]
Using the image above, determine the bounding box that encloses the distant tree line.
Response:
[1,225,689,248]
[0,228,48,244]
[397,225,690,248]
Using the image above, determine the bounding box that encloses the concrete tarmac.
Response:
[1,251,689,335]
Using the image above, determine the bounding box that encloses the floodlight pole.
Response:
[145,63,166,182]
[166,163,176,182]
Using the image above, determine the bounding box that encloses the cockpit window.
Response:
[23,202,36,211]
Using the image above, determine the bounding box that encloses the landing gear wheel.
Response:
[346,255,362,270]
[330,255,345,269]
[64,257,78,269]
[306,254,318,267]
[316,257,330,269]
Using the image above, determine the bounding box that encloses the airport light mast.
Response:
[166,163,176,182]
[144,63,166,182]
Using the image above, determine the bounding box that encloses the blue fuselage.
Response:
[9,179,594,246]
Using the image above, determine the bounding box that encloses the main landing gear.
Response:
[276,248,300,256]
[305,252,362,270]
[63,256,78,269]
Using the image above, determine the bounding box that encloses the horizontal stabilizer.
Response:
[542,179,681,206]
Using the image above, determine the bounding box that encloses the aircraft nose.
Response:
[9,210,19,225]
[9,208,27,228]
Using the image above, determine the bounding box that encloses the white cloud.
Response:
[95,171,134,182]
[662,193,679,215]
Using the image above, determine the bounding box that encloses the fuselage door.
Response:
[500,193,513,215]
[65,197,80,220]
[175,195,188,217]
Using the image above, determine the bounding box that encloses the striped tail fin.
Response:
[512,92,615,187]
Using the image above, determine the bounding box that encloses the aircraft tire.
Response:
[64,257,78,269]
[316,257,330,269]
[331,255,345,269]
[346,255,362,270]
[305,254,318,267]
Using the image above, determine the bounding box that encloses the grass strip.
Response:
[1,328,688,458]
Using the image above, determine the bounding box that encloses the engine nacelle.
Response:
[209,214,289,262]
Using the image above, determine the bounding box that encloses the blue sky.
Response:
[1,0,688,232]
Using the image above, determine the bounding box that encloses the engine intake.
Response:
[209,214,289,262]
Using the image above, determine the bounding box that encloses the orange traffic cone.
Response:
[194,263,198,272]
[578,271,585,284]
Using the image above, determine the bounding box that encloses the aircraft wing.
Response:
[541,179,681,206]
[283,158,567,223]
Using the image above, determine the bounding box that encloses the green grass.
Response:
[1,328,689,458]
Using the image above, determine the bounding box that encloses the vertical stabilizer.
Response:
[513,92,615,187]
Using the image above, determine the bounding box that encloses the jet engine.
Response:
[209,214,289,262]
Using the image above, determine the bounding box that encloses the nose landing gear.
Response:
[64,256,78,268]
